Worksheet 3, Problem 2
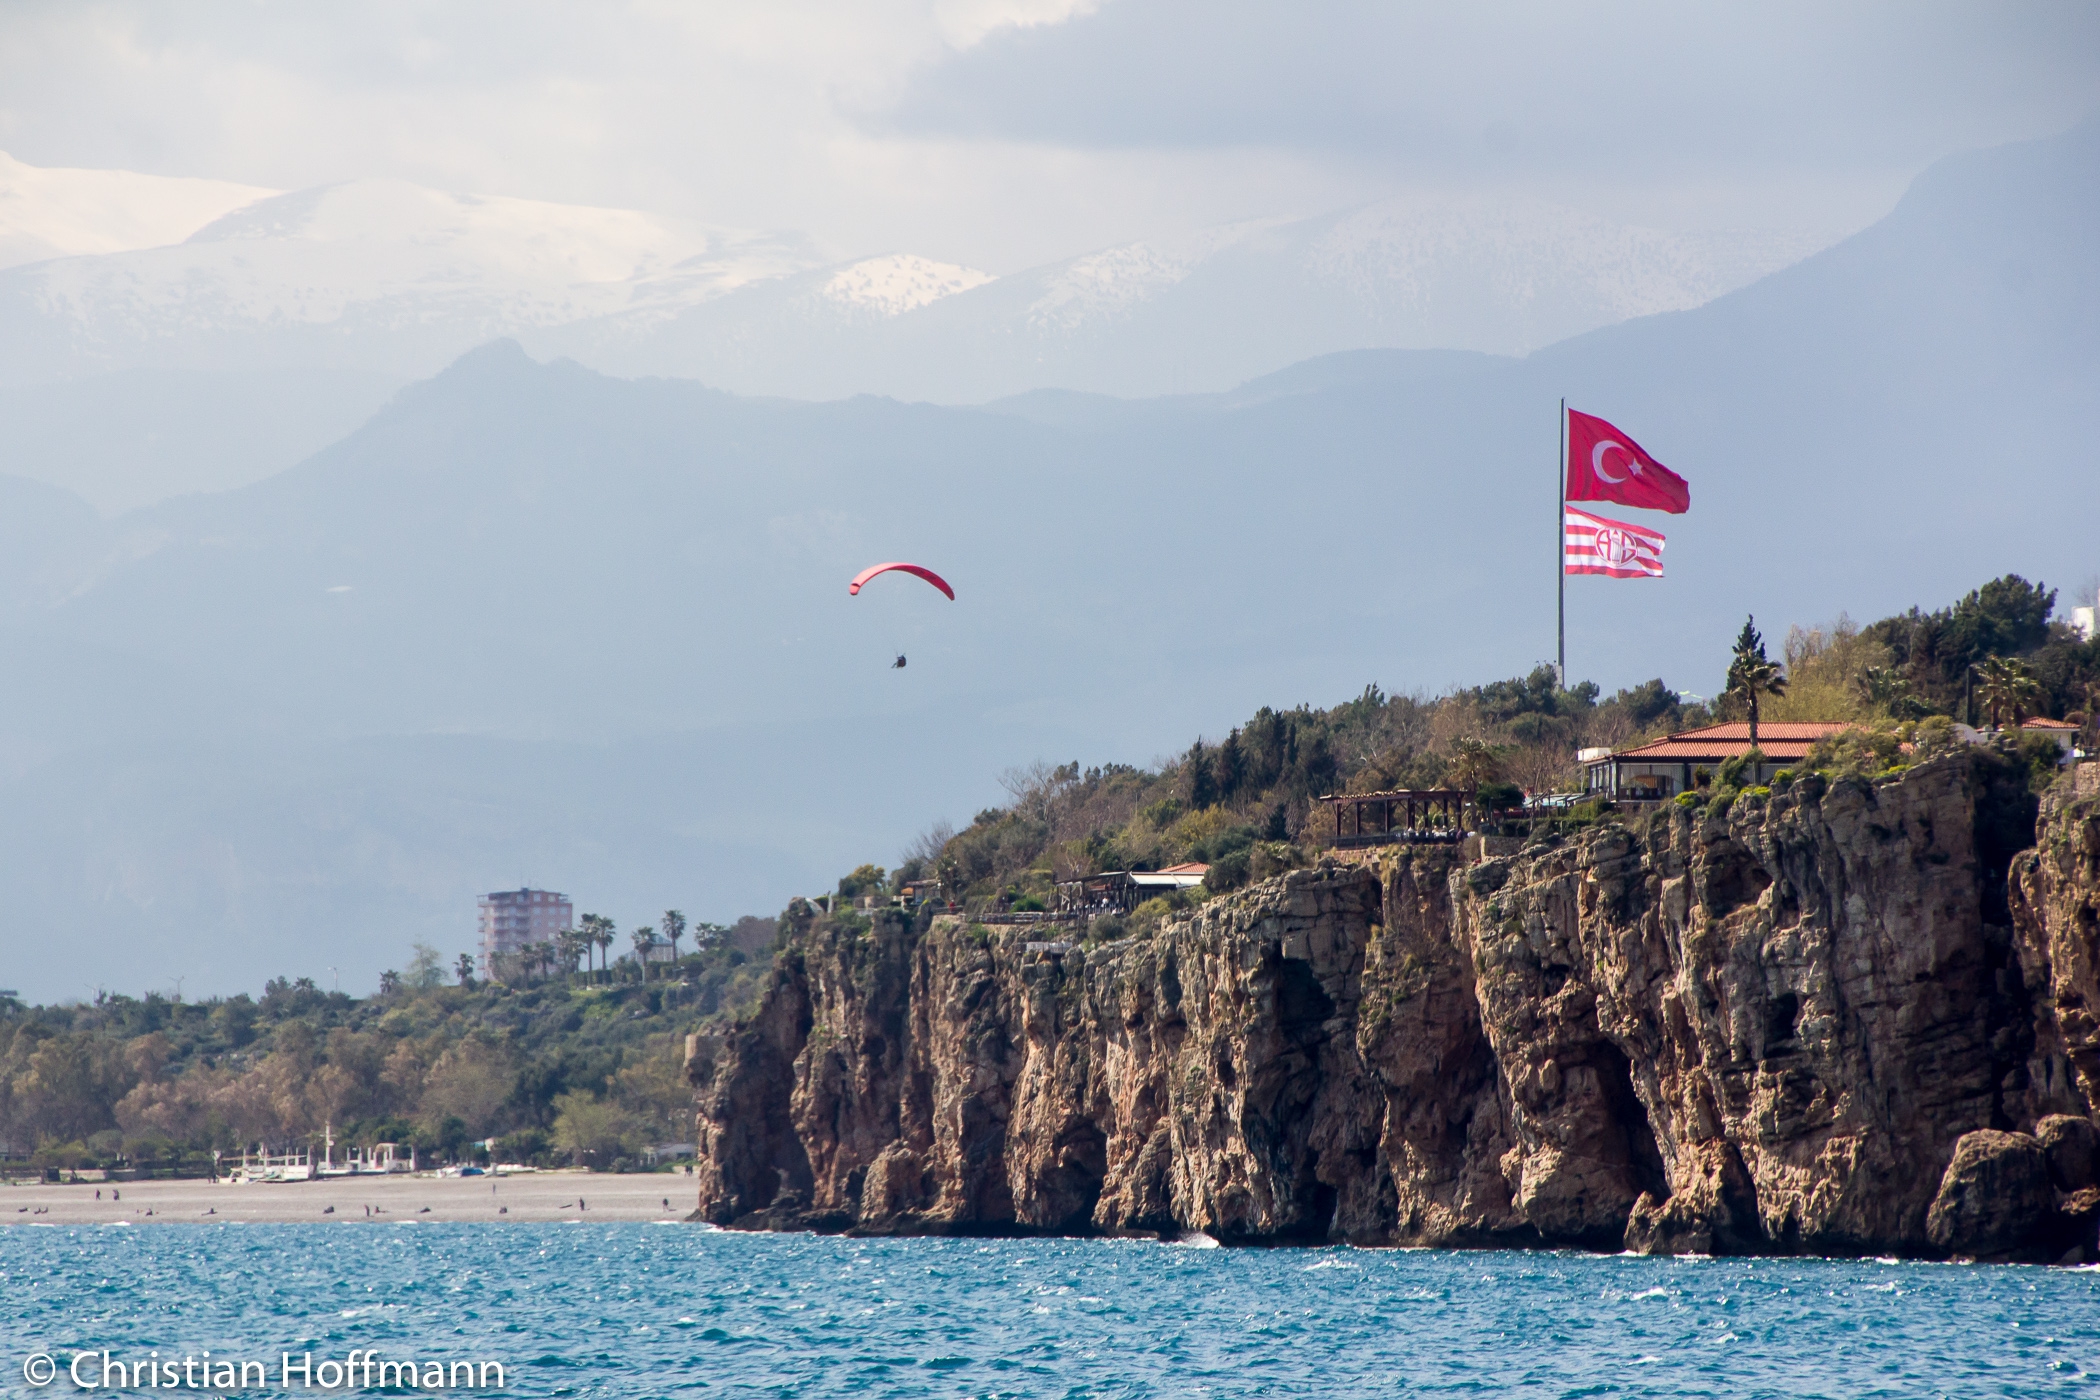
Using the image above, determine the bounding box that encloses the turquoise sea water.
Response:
[3,1226,2098,1397]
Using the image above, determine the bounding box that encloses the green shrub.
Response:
[1477,781,1525,813]
[1806,724,1903,777]
[1010,893,1045,912]
[1248,841,1305,881]
[1770,769,1794,790]
[1673,792,1701,809]
[2013,731,2072,791]
[1706,789,1737,819]
[1716,747,1766,790]
[1127,896,1177,939]
[1204,849,1253,893]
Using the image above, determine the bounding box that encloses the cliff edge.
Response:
[690,752,2100,1260]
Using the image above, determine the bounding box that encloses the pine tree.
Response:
[1187,738,1218,810]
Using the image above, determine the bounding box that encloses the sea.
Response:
[3,1226,2097,1397]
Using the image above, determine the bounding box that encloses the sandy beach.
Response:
[0,1171,699,1225]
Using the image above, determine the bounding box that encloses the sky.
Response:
[1,0,2095,273]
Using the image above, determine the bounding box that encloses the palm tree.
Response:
[1724,615,1788,749]
[1855,665,1912,715]
[454,953,476,988]
[576,915,610,982]
[1448,736,1505,793]
[556,929,586,980]
[1974,655,2041,730]
[631,927,657,982]
[661,910,686,969]
[592,917,616,983]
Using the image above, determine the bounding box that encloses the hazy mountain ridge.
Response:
[0,152,1838,509]
[539,192,1824,401]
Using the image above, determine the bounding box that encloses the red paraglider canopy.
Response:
[848,562,955,600]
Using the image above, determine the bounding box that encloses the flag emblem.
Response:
[1564,506,1664,578]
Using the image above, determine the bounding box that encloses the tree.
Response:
[454,953,476,989]
[406,942,446,991]
[1215,728,1247,803]
[1855,665,1913,715]
[1724,615,1788,748]
[557,929,587,978]
[1447,737,1505,793]
[661,911,686,968]
[576,914,613,982]
[1948,575,2055,661]
[1974,655,2042,730]
[1186,738,1217,809]
[377,970,401,996]
[630,927,657,981]
[550,1091,643,1167]
[592,918,616,983]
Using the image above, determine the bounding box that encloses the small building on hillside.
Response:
[1581,722,1852,803]
[1055,864,1209,914]
[2015,715,2080,757]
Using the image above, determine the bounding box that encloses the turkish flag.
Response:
[1565,409,1689,513]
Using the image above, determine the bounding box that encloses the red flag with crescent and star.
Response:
[1564,409,1689,514]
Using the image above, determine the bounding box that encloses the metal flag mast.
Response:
[1556,396,1566,690]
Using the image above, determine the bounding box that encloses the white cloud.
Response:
[0,1,2090,274]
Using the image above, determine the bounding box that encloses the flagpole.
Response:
[1556,397,1566,690]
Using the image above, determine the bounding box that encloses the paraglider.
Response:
[847,562,954,600]
[851,562,950,673]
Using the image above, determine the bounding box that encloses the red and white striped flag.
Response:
[1564,506,1665,578]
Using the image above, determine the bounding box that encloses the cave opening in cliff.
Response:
[1276,957,1337,1041]
[1038,1123,1108,1232]
[1595,1041,1671,1206]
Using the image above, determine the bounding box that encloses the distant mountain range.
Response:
[0,119,2091,1004]
[0,156,1821,511]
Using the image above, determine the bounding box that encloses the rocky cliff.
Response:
[691,752,2100,1260]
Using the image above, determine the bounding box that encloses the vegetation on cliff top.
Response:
[885,575,2094,914]
[2,572,2090,1174]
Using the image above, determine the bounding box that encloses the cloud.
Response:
[877,0,2100,181]
[0,1,2091,275]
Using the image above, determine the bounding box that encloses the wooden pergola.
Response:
[1316,790,1467,847]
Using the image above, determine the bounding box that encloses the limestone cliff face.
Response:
[692,752,2100,1260]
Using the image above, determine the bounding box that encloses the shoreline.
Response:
[0,1171,695,1225]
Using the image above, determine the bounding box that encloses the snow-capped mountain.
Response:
[534,193,1824,401]
[0,175,827,381]
[0,151,276,270]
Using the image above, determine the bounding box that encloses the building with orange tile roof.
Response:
[1580,721,1853,803]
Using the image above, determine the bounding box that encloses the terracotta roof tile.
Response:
[1601,720,1854,764]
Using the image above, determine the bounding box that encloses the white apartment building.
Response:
[479,888,574,980]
